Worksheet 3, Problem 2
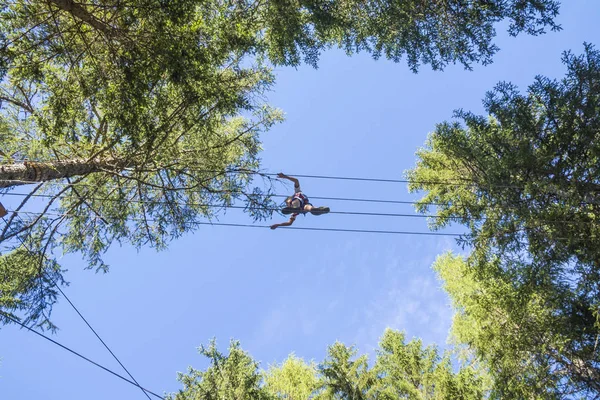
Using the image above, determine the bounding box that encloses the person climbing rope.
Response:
[270,173,330,230]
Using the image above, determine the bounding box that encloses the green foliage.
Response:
[435,254,574,398]
[265,355,320,400]
[259,0,561,71]
[170,329,486,399]
[319,342,374,399]
[0,246,64,331]
[169,339,272,400]
[0,0,561,327]
[373,329,485,399]
[2,0,286,328]
[408,45,600,397]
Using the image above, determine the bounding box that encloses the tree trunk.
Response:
[46,0,116,37]
[0,158,131,189]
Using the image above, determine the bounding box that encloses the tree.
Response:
[0,248,64,329]
[372,329,486,399]
[167,339,272,400]
[407,44,600,396]
[435,253,598,398]
[264,355,320,400]
[170,329,486,399]
[0,0,561,328]
[319,342,375,399]
[1,0,285,329]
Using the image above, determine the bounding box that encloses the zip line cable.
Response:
[9,209,596,242]
[1,170,597,241]
[264,173,412,184]
[1,313,165,400]
[58,298,154,400]
[224,223,463,236]
[3,215,154,400]
[261,172,518,188]
[165,221,464,236]
[10,209,597,242]
[308,195,436,205]
[0,193,453,220]
[0,165,580,190]
[0,160,402,185]
[46,279,154,400]
[8,211,463,236]
[1,191,440,206]
[2,191,597,227]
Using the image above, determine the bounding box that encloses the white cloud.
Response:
[248,237,458,361]
[351,240,456,355]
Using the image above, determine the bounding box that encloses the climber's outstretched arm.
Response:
[277,173,300,188]
[270,215,296,230]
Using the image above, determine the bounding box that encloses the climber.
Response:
[270,173,329,230]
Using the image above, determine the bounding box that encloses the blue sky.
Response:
[2,3,600,398]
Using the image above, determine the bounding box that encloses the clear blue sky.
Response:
[2,3,600,398]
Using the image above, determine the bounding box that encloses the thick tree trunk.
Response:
[0,158,131,189]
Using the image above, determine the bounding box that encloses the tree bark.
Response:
[46,0,116,37]
[0,158,131,189]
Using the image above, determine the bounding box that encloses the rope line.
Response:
[3,192,596,226]
[53,285,153,400]
[1,313,165,400]
[263,172,511,187]
[0,193,449,219]
[4,215,153,400]
[1,191,438,206]
[266,173,412,184]
[9,210,596,242]
[0,167,556,189]
[242,224,461,236]
[308,195,437,205]
[7,212,462,236]
[184,221,462,236]
[183,221,589,241]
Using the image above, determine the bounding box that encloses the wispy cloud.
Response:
[248,236,458,362]
[351,239,457,355]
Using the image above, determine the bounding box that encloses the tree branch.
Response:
[46,0,117,38]
[0,96,34,113]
